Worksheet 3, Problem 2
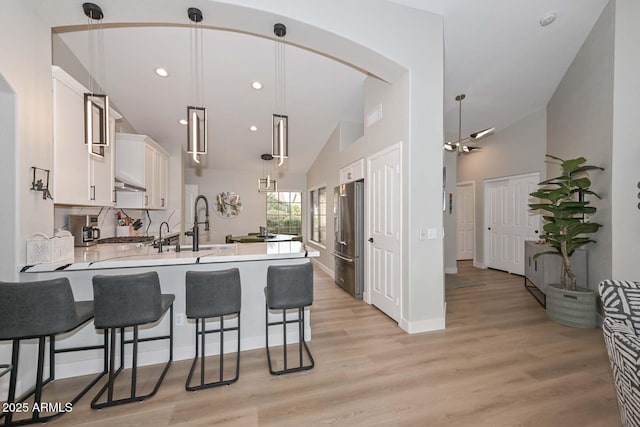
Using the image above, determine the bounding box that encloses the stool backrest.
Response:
[186,268,241,318]
[0,278,79,340]
[266,263,313,309]
[92,271,162,328]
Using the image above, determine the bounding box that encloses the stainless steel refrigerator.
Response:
[333,180,364,298]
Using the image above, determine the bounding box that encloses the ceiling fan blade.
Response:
[470,127,495,140]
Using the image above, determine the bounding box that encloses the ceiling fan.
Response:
[443,94,494,153]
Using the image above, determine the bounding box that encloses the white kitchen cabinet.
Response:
[115,133,169,209]
[52,66,118,207]
[340,158,365,184]
[155,150,168,208]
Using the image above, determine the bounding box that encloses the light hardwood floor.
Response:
[6,261,621,426]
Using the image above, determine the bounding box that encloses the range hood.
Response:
[114,177,146,192]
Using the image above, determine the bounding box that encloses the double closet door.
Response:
[484,172,540,275]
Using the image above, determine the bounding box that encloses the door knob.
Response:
[534,230,539,234]
[368,237,374,243]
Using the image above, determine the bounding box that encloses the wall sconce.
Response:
[30,167,52,200]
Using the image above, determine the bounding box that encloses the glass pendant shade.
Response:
[187,105,207,162]
[272,114,288,166]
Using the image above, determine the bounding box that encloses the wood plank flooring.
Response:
[6,261,621,426]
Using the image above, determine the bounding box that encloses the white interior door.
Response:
[456,182,475,260]
[484,172,540,275]
[367,144,401,321]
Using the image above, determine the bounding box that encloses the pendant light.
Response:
[272,23,288,167]
[258,153,278,192]
[443,93,494,154]
[82,2,110,154]
[186,7,207,164]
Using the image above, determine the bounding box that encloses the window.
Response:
[266,191,302,235]
[310,187,326,244]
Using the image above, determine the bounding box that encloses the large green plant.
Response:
[529,155,603,290]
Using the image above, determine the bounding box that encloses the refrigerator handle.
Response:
[332,252,355,263]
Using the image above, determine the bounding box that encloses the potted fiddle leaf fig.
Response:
[528,154,603,328]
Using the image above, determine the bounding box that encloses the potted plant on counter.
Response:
[529,154,604,328]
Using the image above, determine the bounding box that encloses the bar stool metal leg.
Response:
[90,272,175,409]
[185,314,241,391]
[264,262,314,376]
[91,305,174,409]
[184,268,242,392]
[265,306,314,375]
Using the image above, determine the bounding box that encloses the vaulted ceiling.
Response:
[48,0,609,172]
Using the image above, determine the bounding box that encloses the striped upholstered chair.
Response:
[599,279,640,427]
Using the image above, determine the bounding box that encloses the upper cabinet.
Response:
[115,133,169,209]
[52,66,119,207]
[340,158,365,184]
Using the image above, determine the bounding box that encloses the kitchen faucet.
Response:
[158,221,170,253]
[185,195,210,251]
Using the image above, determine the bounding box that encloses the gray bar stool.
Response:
[0,278,107,426]
[91,271,174,409]
[265,262,315,375]
[185,269,241,391]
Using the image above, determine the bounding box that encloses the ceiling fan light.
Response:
[464,146,481,152]
[443,142,456,152]
[470,127,495,139]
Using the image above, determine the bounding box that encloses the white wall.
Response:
[0,0,56,396]
[443,152,458,274]
[306,125,340,272]
[612,0,640,280]
[185,168,307,244]
[0,1,55,276]
[457,108,547,268]
[547,1,615,289]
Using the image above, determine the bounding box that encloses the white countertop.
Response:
[21,241,318,273]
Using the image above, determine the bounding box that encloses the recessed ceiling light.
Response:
[249,125,258,132]
[155,67,169,77]
[251,81,263,90]
[179,119,188,125]
[539,12,557,27]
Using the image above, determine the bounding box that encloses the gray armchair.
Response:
[599,279,640,427]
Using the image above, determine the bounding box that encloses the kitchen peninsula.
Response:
[20,242,318,380]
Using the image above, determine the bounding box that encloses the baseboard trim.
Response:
[311,258,334,278]
[444,267,458,274]
[473,261,486,269]
[399,316,446,334]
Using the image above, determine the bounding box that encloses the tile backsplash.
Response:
[53,206,180,239]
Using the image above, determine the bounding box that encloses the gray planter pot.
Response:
[545,283,596,328]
